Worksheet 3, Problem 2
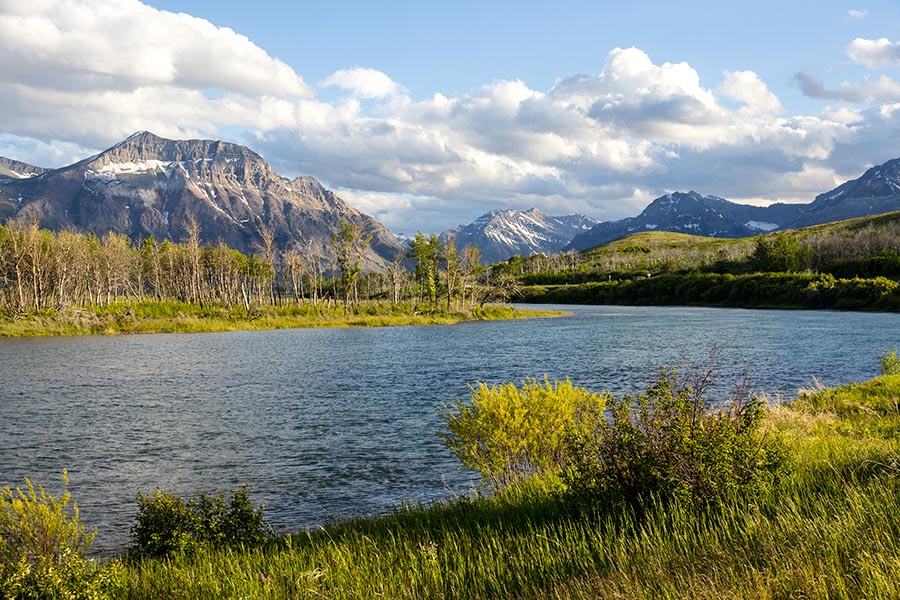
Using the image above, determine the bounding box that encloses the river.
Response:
[1,304,898,554]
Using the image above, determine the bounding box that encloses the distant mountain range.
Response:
[0,132,404,267]
[569,159,900,251]
[442,208,597,264]
[4,131,900,266]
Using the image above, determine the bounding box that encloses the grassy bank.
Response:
[520,272,900,312]
[68,374,897,598]
[0,301,564,337]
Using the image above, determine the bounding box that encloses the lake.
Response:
[2,304,898,555]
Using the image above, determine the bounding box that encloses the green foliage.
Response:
[407,232,443,306]
[566,361,786,507]
[520,271,900,311]
[440,378,608,489]
[0,472,122,599]
[881,347,900,376]
[751,232,807,272]
[129,486,270,559]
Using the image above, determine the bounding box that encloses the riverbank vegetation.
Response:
[0,300,555,337]
[5,353,900,598]
[0,219,540,336]
[508,211,900,310]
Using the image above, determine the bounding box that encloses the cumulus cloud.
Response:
[0,0,312,146]
[720,71,784,115]
[320,68,406,99]
[846,37,900,68]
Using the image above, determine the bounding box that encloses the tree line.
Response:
[0,218,514,315]
[510,217,900,286]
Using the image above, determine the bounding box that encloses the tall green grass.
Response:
[0,301,563,337]
[111,376,900,599]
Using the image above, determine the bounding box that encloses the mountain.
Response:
[0,157,48,180]
[569,158,900,251]
[568,191,788,250]
[443,208,598,263]
[0,132,404,267]
[790,158,900,229]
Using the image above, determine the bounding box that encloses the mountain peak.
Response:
[97,131,263,166]
[0,132,404,267]
[445,208,598,263]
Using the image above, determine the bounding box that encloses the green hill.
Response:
[507,211,900,310]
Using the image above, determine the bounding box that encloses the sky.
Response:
[2,1,900,235]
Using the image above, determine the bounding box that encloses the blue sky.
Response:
[2,1,900,234]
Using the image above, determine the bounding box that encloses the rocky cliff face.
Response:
[0,157,48,180]
[0,132,404,267]
[443,208,598,263]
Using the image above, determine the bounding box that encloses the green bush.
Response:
[566,362,786,507]
[440,378,608,489]
[0,472,122,599]
[129,486,270,558]
[881,347,900,376]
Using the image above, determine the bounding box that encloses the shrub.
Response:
[440,378,608,489]
[0,471,121,599]
[129,486,270,558]
[566,355,786,507]
[881,347,900,376]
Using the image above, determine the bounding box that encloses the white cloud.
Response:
[846,37,900,68]
[0,0,313,147]
[846,9,870,21]
[720,71,784,116]
[320,68,405,99]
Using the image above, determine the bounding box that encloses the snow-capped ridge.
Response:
[443,207,599,263]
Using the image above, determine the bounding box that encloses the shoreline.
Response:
[0,302,568,338]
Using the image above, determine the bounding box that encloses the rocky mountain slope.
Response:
[443,208,598,263]
[0,132,404,267]
[569,160,900,251]
[789,158,900,229]
[0,157,48,180]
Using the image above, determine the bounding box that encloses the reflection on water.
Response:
[1,305,898,554]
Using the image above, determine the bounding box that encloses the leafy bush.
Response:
[0,471,122,599]
[129,486,270,558]
[565,359,786,507]
[440,378,608,489]
[750,233,808,272]
[881,347,900,376]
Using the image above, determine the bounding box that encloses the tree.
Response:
[459,244,483,308]
[751,233,806,273]
[407,232,442,306]
[386,251,406,305]
[183,214,203,305]
[331,219,372,307]
[256,225,279,305]
[442,234,461,310]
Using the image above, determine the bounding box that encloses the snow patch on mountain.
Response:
[99,160,175,175]
[746,221,779,232]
